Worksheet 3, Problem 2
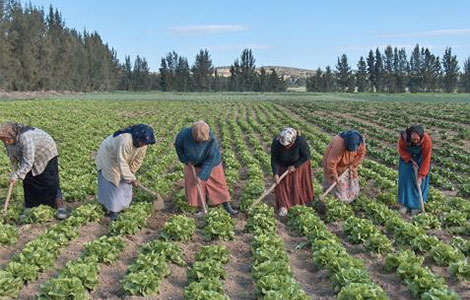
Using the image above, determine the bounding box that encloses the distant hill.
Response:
[214,66,315,79]
[214,66,314,87]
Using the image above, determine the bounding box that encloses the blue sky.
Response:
[30,0,470,71]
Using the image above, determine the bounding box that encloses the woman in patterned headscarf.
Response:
[95,124,156,220]
[271,127,313,217]
[175,120,238,216]
[322,130,366,203]
[0,122,66,219]
[397,125,432,215]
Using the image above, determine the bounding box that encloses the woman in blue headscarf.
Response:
[95,124,156,220]
[322,130,366,202]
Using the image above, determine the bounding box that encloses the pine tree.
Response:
[192,49,213,92]
[256,67,268,91]
[239,48,256,91]
[121,55,132,90]
[306,68,322,92]
[442,47,459,93]
[409,44,422,93]
[323,66,335,92]
[0,0,12,89]
[374,48,384,92]
[393,48,408,93]
[133,55,151,91]
[229,60,241,91]
[366,50,376,91]
[335,54,352,92]
[356,57,368,92]
[268,68,286,92]
[384,46,394,92]
[159,51,178,91]
[460,57,470,93]
[174,56,191,92]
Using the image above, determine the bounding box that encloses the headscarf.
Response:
[403,125,424,143]
[191,120,211,143]
[279,127,298,146]
[0,122,34,143]
[339,130,363,152]
[113,124,156,147]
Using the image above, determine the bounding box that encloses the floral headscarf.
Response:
[279,127,298,146]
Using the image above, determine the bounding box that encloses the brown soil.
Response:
[18,221,108,300]
[326,222,414,300]
[277,221,336,299]
[0,90,81,100]
[0,223,52,268]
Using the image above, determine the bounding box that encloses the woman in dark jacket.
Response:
[271,127,314,216]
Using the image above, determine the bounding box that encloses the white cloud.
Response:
[379,28,470,38]
[170,25,247,35]
[207,44,275,52]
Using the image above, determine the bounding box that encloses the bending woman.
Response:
[0,122,66,219]
[271,127,314,217]
[95,124,155,220]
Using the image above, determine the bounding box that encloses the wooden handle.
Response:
[249,170,289,209]
[191,165,208,214]
[137,183,157,197]
[3,182,14,217]
[319,168,349,201]
[413,168,426,212]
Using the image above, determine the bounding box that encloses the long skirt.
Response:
[322,170,360,203]
[24,156,62,208]
[398,159,430,209]
[184,163,230,208]
[274,161,314,210]
[97,171,133,213]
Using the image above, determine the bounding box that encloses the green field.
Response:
[0,93,469,300]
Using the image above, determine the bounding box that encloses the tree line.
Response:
[1,1,469,93]
[0,0,286,93]
[307,45,470,93]
[152,48,286,92]
[0,0,121,91]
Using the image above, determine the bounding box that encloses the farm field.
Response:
[0,92,469,300]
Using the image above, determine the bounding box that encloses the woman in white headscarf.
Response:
[0,122,66,219]
[271,127,314,216]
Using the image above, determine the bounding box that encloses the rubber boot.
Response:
[222,202,238,215]
[55,193,67,220]
[109,211,119,221]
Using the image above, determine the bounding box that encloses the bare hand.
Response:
[411,160,419,171]
[288,166,296,173]
[274,174,280,184]
[331,176,339,185]
[417,177,422,186]
[351,168,358,179]
[9,177,17,186]
[131,180,140,188]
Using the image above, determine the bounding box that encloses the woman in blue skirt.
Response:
[397,125,432,215]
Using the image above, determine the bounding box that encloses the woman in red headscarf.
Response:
[397,125,432,216]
